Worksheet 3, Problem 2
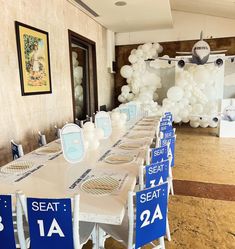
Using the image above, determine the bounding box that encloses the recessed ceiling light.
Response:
[115,1,127,6]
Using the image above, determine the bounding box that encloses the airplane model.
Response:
[158,31,235,68]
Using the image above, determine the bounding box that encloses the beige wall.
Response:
[0,0,114,165]
[116,10,235,45]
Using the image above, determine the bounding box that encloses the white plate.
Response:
[127,133,151,139]
[35,146,61,155]
[137,123,154,126]
[1,161,34,174]
[118,142,143,150]
[81,176,119,195]
[104,154,135,164]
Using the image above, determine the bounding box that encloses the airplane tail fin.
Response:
[200,31,203,40]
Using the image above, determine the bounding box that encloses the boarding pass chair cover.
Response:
[16,193,94,249]
[98,183,168,249]
[60,123,85,164]
[11,140,24,160]
[95,111,112,139]
[0,195,18,249]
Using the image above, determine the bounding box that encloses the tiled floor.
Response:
[83,125,235,249]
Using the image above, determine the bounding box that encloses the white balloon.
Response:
[89,139,100,150]
[75,85,83,97]
[120,65,133,78]
[135,49,144,57]
[182,117,189,123]
[152,43,160,50]
[142,43,152,52]
[131,49,137,55]
[157,45,163,54]
[118,95,126,103]
[174,116,181,123]
[200,121,209,128]
[190,121,200,128]
[128,54,138,64]
[94,128,105,140]
[167,86,184,102]
[111,112,121,121]
[192,104,203,114]
[121,85,130,93]
[127,93,134,101]
[72,51,78,59]
[83,122,94,131]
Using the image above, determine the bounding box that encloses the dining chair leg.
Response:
[166,218,171,241]
[92,224,98,249]
[98,227,105,248]
[159,236,165,249]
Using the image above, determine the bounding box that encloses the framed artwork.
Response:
[15,21,52,95]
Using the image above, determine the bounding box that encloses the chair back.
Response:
[11,140,24,160]
[151,145,169,164]
[145,160,169,189]
[164,112,173,122]
[95,111,112,139]
[0,195,17,249]
[60,123,85,163]
[17,193,80,249]
[38,132,47,147]
[134,183,168,248]
[160,136,176,167]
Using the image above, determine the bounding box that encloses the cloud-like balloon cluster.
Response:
[164,65,221,128]
[119,43,222,128]
[72,51,83,116]
[119,43,167,115]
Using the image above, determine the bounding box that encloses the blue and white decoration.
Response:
[160,137,175,167]
[95,111,112,139]
[61,124,85,163]
[0,195,16,249]
[135,183,168,248]
[151,146,168,164]
[27,198,74,249]
[145,160,169,188]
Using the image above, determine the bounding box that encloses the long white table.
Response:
[0,117,158,231]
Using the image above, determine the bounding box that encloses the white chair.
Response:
[11,140,24,160]
[16,192,94,249]
[95,111,112,139]
[60,123,85,163]
[38,131,47,147]
[54,125,61,139]
[0,194,30,248]
[98,183,169,249]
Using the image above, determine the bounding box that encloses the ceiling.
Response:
[75,0,235,33]
[80,0,173,32]
[170,0,235,20]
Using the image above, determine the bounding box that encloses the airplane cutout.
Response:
[158,31,235,68]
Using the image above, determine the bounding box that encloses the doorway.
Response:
[68,30,98,121]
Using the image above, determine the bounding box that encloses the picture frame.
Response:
[15,21,52,95]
